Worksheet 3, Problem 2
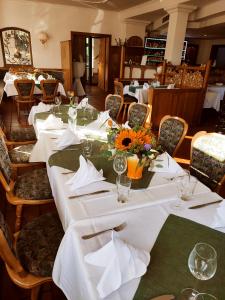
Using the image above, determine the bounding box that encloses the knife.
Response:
[189,200,223,209]
[68,190,110,199]
[149,295,175,300]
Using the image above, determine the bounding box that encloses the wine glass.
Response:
[180,243,217,299]
[179,290,217,300]
[195,293,217,300]
[113,154,127,179]
[55,95,62,114]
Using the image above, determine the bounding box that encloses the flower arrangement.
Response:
[106,124,158,167]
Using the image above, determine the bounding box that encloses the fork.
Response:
[82,222,127,240]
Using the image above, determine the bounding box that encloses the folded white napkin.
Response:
[38,75,45,81]
[41,114,64,130]
[85,231,150,298]
[86,110,110,130]
[28,102,53,125]
[77,97,90,109]
[167,83,175,89]
[133,80,139,86]
[122,121,131,129]
[150,152,184,175]
[66,155,105,192]
[143,82,149,89]
[56,127,80,150]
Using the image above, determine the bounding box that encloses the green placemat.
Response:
[129,85,143,93]
[134,214,225,299]
[34,105,98,125]
[48,140,154,189]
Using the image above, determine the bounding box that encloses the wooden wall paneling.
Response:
[98,38,106,90]
[60,40,72,92]
[104,37,110,91]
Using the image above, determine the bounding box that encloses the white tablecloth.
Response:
[204,85,225,111]
[30,116,225,300]
[123,85,148,104]
[3,72,66,97]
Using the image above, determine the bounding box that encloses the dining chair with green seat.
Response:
[105,94,123,122]
[127,102,150,128]
[190,131,225,194]
[0,210,64,300]
[40,79,59,104]
[14,79,36,125]
[158,115,188,157]
[114,79,137,122]
[0,135,53,232]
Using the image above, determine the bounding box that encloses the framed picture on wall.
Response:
[0,27,33,66]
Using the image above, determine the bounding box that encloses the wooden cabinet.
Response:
[60,40,72,92]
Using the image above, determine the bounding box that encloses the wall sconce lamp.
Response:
[38,32,49,44]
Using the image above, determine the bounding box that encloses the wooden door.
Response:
[60,40,72,91]
[98,37,110,91]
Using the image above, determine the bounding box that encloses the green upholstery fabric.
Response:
[0,136,12,183]
[7,127,36,142]
[128,104,148,128]
[0,210,13,252]
[191,147,225,190]
[158,118,184,156]
[9,144,34,164]
[42,82,58,96]
[105,95,122,120]
[14,168,52,200]
[16,212,64,277]
[16,82,33,97]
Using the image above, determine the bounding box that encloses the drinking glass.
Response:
[188,243,217,281]
[195,293,217,300]
[81,139,92,158]
[69,108,77,131]
[113,154,127,178]
[55,96,62,114]
[179,289,217,300]
[116,175,131,203]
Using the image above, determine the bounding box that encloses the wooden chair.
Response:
[105,94,123,121]
[127,102,150,128]
[40,80,59,103]
[0,211,64,300]
[114,79,136,122]
[190,131,225,194]
[0,135,53,232]
[14,79,35,124]
[158,115,188,157]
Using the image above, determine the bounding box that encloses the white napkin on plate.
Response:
[122,121,131,129]
[150,152,184,175]
[143,82,149,89]
[41,114,64,130]
[86,110,110,130]
[77,97,90,109]
[85,231,150,298]
[38,75,45,81]
[28,102,53,125]
[133,80,139,86]
[66,155,105,191]
[55,127,80,150]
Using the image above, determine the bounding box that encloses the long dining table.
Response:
[29,105,225,300]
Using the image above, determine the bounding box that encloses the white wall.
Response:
[0,0,124,68]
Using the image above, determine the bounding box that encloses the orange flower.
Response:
[115,129,136,151]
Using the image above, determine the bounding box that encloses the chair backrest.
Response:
[0,210,24,274]
[158,115,188,157]
[190,131,225,192]
[114,80,124,99]
[127,102,150,128]
[40,80,59,101]
[105,94,123,121]
[14,79,35,101]
[0,135,11,188]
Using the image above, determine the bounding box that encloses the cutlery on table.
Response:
[188,199,223,209]
[68,190,111,199]
[82,222,127,240]
[149,295,175,300]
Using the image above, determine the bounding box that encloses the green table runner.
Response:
[34,105,98,125]
[48,140,154,189]
[129,85,143,93]
[134,214,225,299]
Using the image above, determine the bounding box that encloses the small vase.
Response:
[127,155,144,180]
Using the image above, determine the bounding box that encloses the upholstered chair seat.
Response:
[9,144,34,163]
[158,115,188,157]
[14,168,52,200]
[127,102,150,128]
[16,212,64,277]
[7,127,36,142]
